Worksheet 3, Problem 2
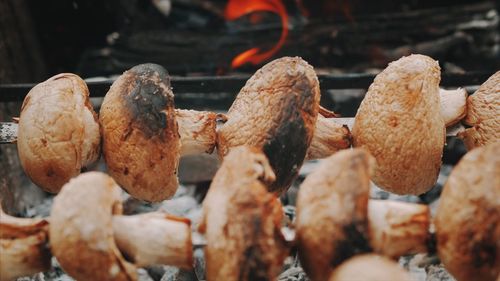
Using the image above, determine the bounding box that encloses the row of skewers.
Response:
[0,54,499,281]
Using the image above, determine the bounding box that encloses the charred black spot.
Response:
[470,224,497,268]
[263,79,314,193]
[46,167,55,177]
[124,63,175,138]
[238,216,270,281]
[330,220,371,267]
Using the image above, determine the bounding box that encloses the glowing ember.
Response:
[225,0,288,68]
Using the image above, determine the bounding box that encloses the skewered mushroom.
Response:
[217,57,321,194]
[296,148,429,281]
[17,73,100,193]
[458,71,500,150]
[50,171,193,281]
[435,141,500,281]
[0,206,51,281]
[352,54,445,195]
[328,254,413,281]
[199,146,288,281]
[100,63,218,202]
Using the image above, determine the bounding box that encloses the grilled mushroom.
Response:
[328,254,413,281]
[435,141,500,281]
[17,73,100,193]
[296,148,430,281]
[459,71,500,150]
[217,57,321,194]
[199,146,288,281]
[50,172,193,281]
[0,206,51,281]
[100,63,218,202]
[352,54,445,195]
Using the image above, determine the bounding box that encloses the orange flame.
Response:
[225,0,288,68]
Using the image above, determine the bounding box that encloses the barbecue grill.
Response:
[0,0,498,280]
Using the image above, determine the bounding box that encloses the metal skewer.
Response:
[0,119,465,144]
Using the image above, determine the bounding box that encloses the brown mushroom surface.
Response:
[50,172,193,281]
[100,64,218,202]
[435,141,500,281]
[296,148,430,281]
[217,57,320,193]
[459,71,500,150]
[199,146,288,281]
[0,207,51,281]
[352,54,444,195]
[296,148,373,281]
[328,254,413,281]
[17,73,100,193]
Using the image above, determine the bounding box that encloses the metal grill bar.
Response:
[0,72,492,102]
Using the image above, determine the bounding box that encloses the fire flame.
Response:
[225,0,288,68]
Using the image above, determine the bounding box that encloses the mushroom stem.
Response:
[176,109,219,156]
[306,116,351,160]
[367,200,430,258]
[439,88,467,127]
[112,212,193,269]
[0,209,51,281]
[308,87,466,160]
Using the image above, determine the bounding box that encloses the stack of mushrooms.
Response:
[0,55,498,281]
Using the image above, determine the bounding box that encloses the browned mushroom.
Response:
[199,146,288,281]
[296,148,430,281]
[17,73,100,193]
[0,206,51,281]
[50,172,193,281]
[352,54,445,195]
[458,71,500,150]
[100,63,218,202]
[328,254,413,281]
[217,57,322,194]
[435,141,500,281]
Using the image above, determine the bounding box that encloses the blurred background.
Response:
[1,0,499,83]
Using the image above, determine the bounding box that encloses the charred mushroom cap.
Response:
[100,63,180,202]
[435,141,500,281]
[328,254,413,281]
[352,54,444,195]
[296,148,430,281]
[217,57,320,194]
[459,71,500,150]
[0,207,51,281]
[199,146,288,281]
[17,73,100,193]
[296,148,373,281]
[50,172,137,281]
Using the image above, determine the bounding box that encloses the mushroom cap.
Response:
[459,71,500,150]
[352,54,444,195]
[435,141,500,281]
[328,254,413,281]
[17,73,100,193]
[100,63,180,202]
[50,172,137,281]
[217,57,320,193]
[0,209,51,281]
[200,146,288,281]
[296,148,373,281]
